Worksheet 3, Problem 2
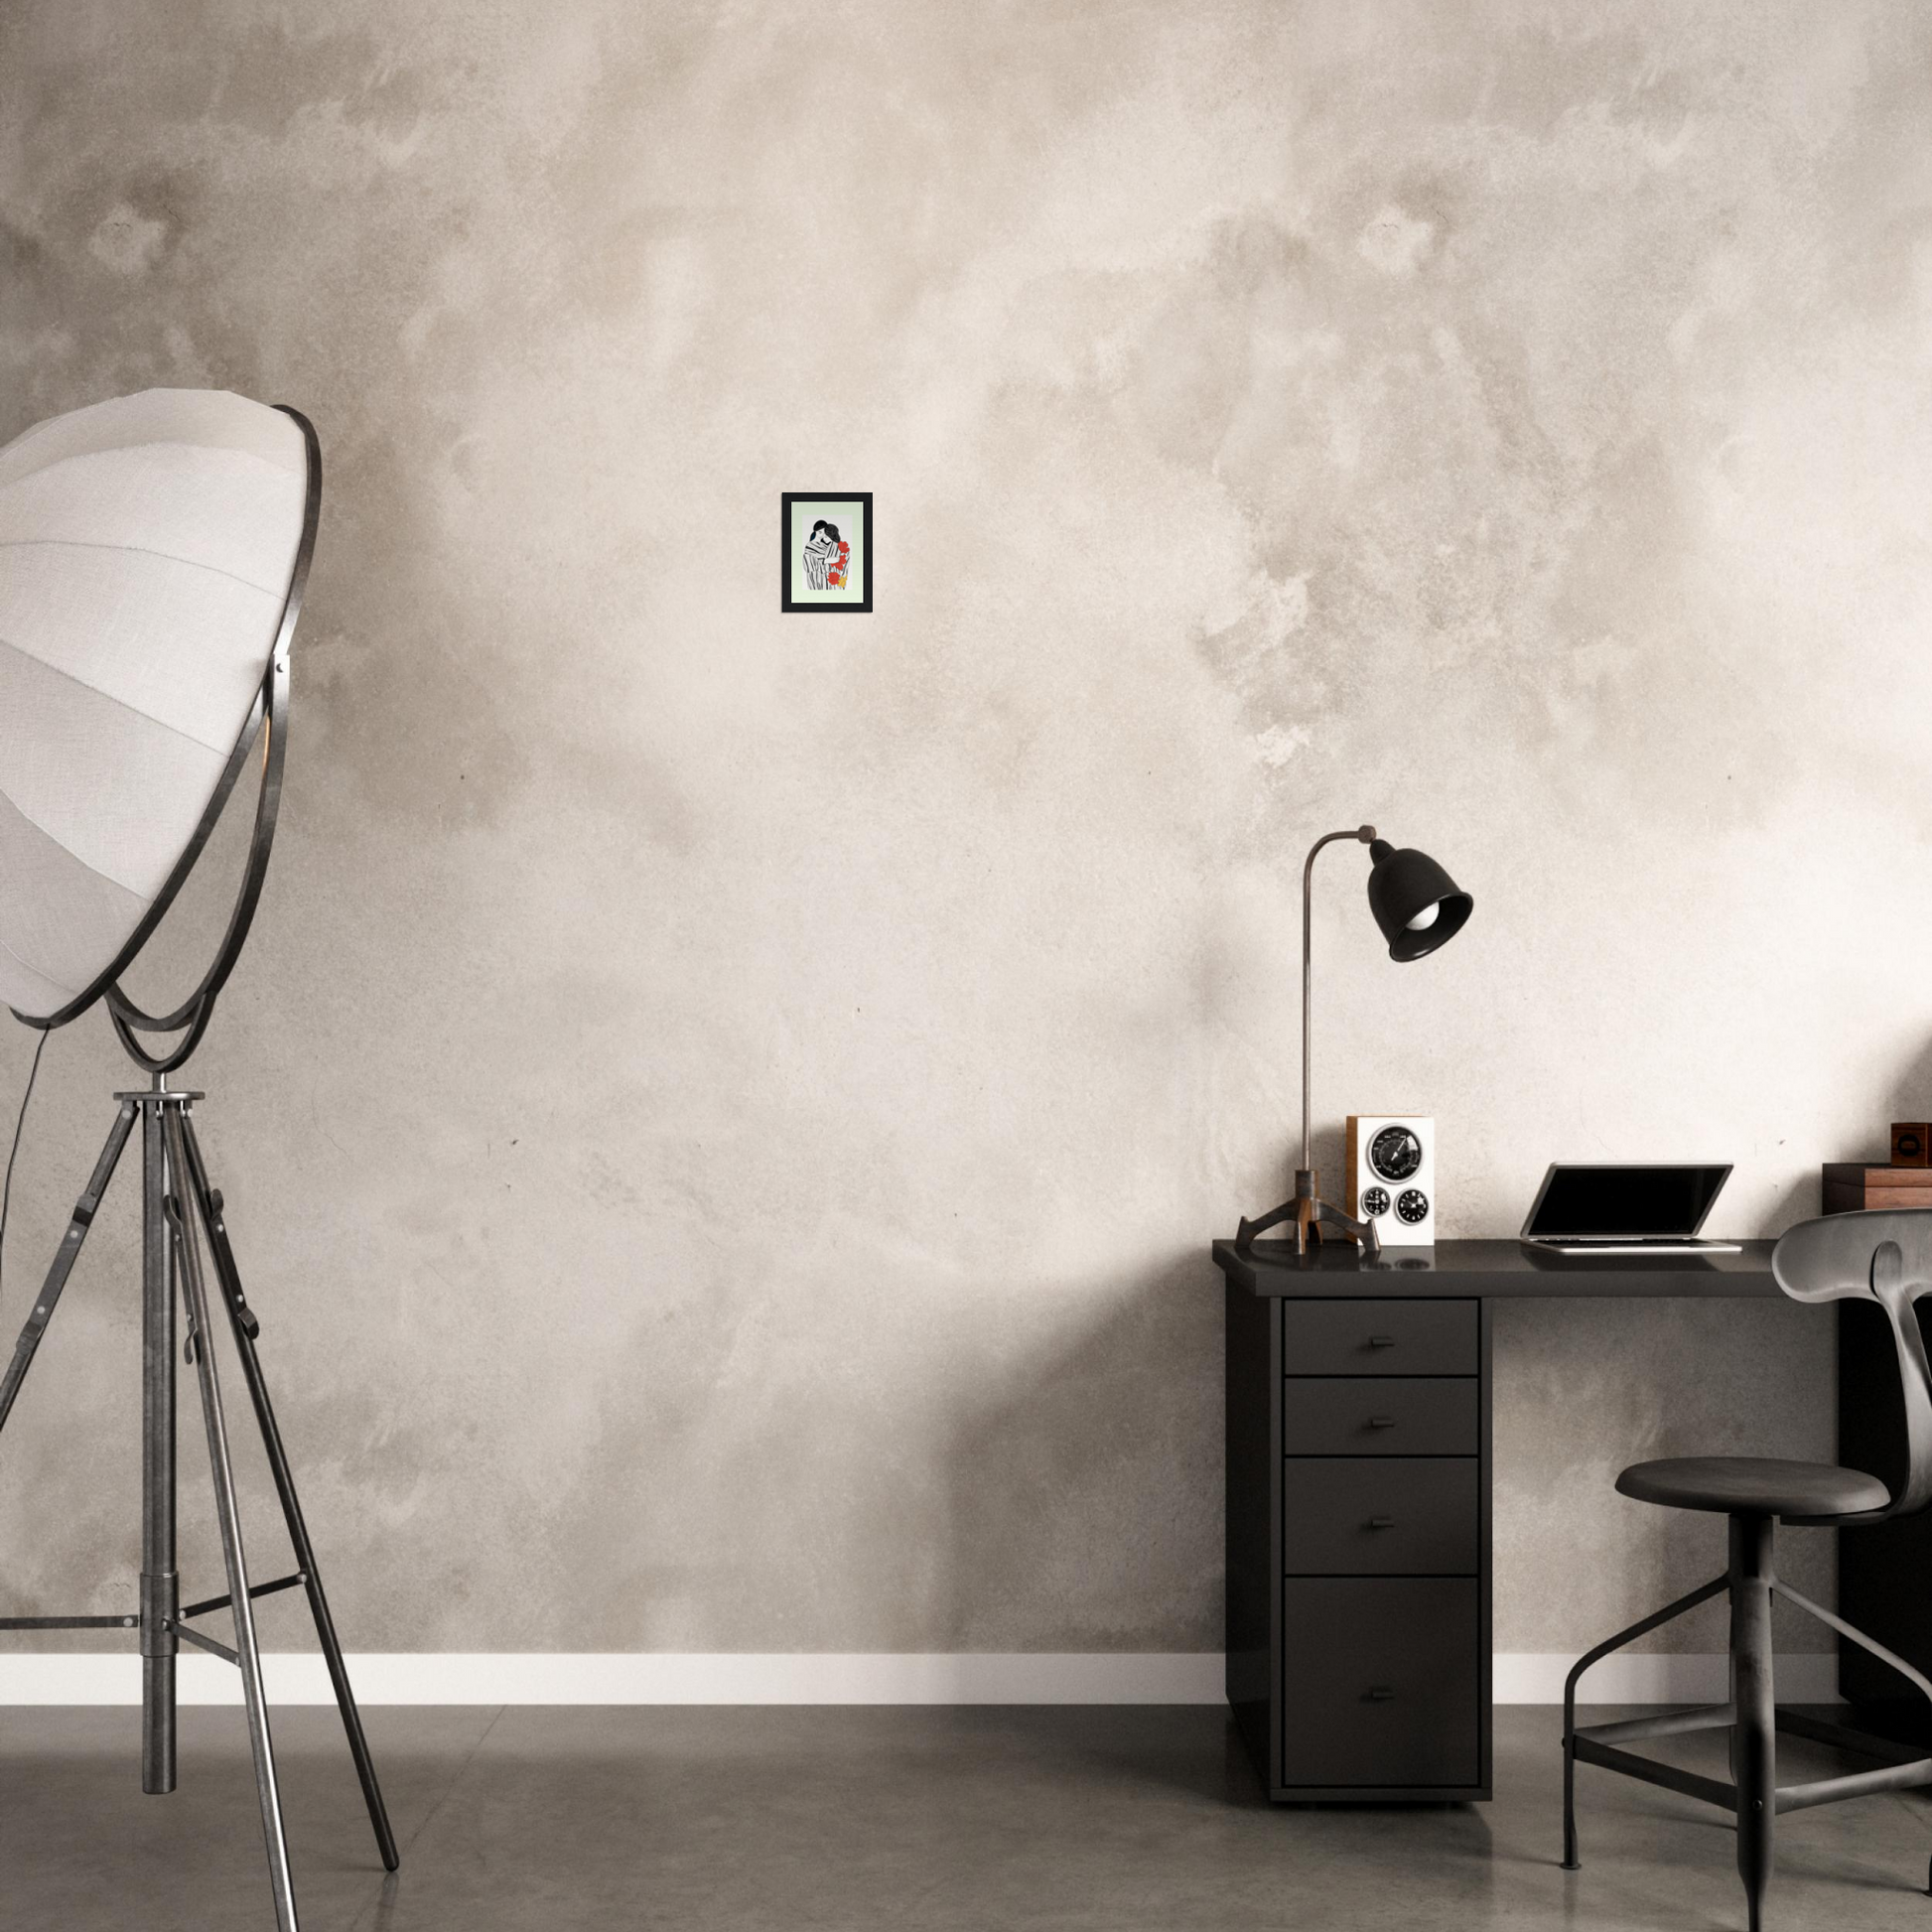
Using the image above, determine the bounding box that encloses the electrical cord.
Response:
[0,1030,48,1305]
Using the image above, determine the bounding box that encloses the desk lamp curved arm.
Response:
[3,398,319,1076]
[1300,827,1376,1175]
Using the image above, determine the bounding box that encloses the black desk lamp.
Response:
[1236,826,1472,1257]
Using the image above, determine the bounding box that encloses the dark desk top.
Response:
[1212,1237,1781,1299]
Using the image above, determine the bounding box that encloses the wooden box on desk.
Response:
[1824,1166,1932,1741]
[1822,1165,1932,1214]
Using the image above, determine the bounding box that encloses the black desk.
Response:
[1214,1237,1780,1803]
[1215,1236,1780,1299]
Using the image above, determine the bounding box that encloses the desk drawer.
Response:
[1282,1578,1480,1787]
[1281,1299,1478,1376]
[1283,1378,1478,1456]
[1284,1459,1479,1575]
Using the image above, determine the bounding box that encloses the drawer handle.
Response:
[1365,1686,1397,1702]
[1366,1516,1396,1530]
[1368,1416,1397,1430]
[1368,1335,1397,1348]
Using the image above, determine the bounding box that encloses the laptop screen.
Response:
[1525,1165,1730,1239]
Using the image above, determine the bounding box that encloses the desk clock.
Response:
[1345,1115,1436,1245]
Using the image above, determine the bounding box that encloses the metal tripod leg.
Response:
[141,1092,179,1794]
[179,1112,400,1871]
[0,1101,136,1440]
[1730,1514,1776,1932]
[163,1109,300,1932]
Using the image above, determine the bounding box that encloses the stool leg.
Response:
[1562,1659,1580,1869]
[1562,1727,1579,1869]
[1730,1513,1776,1932]
[1559,1570,1727,1871]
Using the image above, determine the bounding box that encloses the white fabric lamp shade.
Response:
[0,388,308,1023]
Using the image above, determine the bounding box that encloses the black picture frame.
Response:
[782,492,873,613]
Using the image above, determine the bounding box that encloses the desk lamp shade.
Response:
[1367,839,1472,963]
[0,389,309,1025]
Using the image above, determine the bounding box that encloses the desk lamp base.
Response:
[1236,1167,1383,1258]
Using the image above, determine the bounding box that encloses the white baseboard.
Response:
[1493,1651,1837,1705]
[0,1653,1225,1707]
[0,1651,1839,1707]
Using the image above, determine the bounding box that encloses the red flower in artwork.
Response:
[829,539,851,589]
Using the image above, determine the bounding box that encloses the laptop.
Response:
[1520,1164,1740,1256]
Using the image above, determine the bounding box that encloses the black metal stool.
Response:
[1564,1211,1932,1930]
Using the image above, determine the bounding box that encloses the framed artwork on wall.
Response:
[782,492,872,613]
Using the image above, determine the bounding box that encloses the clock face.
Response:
[1369,1126,1423,1182]
[1396,1188,1430,1226]
[1361,1185,1391,1219]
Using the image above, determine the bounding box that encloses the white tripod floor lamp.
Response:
[0,388,395,1931]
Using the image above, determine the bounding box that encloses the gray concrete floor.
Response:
[3,1705,1930,1930]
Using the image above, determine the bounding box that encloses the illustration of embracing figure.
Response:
[803,519,851,592]
[803,519,840,591]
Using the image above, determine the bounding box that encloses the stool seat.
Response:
[1615,1455,1889,1520]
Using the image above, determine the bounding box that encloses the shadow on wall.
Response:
[1761,1026,1932,1231]
[939,1251,1222,1660]
[1490,1289,1838,1663]
[1761,1172,1823,1242]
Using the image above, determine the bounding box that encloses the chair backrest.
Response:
[1774,1211,1932,1518]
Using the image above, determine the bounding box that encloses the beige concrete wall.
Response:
[2,1,1928,1659]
